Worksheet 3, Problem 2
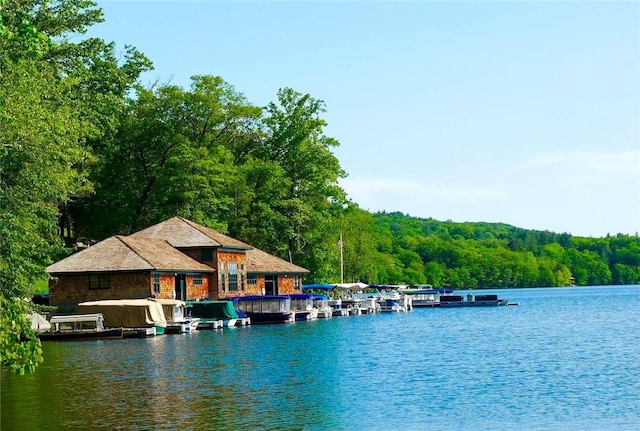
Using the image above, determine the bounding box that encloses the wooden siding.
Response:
[216,250,248,298]
[50,272,152,306]
[154,273,175,299]
[216,274,304,299]
[176,247,219,299]
[276,275,297,295]
[50,271,211,305]
[186,274,209,300]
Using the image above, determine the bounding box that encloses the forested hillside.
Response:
[344,212,640,288]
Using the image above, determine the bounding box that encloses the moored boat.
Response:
[328,298,349,316]
[289,294,319,321]
[187,300,250,328]
[377,295,411,312]
[151,299,200,333]
[38,313,124,341]
[401,286,454,307]
[232,295,295,324]
[312,294,333,318]
[76,299,167,335]
[439,293,509,307]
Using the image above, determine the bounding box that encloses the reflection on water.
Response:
[2,286,639,431]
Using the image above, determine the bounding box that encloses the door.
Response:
[264,275,277,295]
[175,274,186,301]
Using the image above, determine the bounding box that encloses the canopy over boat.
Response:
[76,299,167,328]
[302,284,335,291]
[401,285,454,295]
[369,284,408,290]
[232,295,291,314]
[288,293,314,299]
[150,298,186,321]
[187,300,239,320]
[333,282,369,291]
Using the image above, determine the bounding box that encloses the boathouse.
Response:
[47,217,309,308]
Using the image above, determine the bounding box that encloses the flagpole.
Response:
[339,231,344,284]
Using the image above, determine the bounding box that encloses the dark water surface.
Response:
[2,286,639,430]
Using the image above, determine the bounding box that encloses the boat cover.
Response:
[76,299,167,328]
[187,300,239,320]
[333,282,369,291]
[302,284,335,291]
[150,298,186,321]
[288,293,314,299]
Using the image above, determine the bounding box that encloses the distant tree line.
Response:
[340,212,640,289]
[1,1,638,373]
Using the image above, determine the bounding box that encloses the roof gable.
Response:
[119,236,214,272]
[246,247,309,274]
[131,217,251,250]
[46,236,213,274]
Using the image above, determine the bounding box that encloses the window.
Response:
[201,249,213,261]
[220,262,226,291]
[228,262,238,292]
[294,275,300,290]
[240,263,246,291]
[153,273,160,295]
[247,273,257,286]
[89,274,109,290]
[193,274,203,286]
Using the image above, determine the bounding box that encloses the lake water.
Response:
[2,286,639,430]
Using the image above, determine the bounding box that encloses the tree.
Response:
[0,297,43,375]
[0,0,149,373]
[76,76,259,237]
[259,88,346,268]
[0,61,85,298]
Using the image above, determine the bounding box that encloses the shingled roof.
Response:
[46,236,214,274]
[131,216,252,250]
[246,247,309,274]
[131,217,308,273]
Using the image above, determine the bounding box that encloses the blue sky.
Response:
[92,1,639,237]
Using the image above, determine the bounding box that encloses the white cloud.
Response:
[519,149,640,176]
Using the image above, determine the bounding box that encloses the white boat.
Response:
[152,299,200,333]
[377,295,411,312]
[340,298,362,315]
[359,297,380,314]
[289,294,319,321]
[38,313,124,341]
[328,299,349,317]
[400,286,454,307]
[187,300,250,328]
[312,295,333,318]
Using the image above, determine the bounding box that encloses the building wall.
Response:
[186,274,209,300]
[49,272,152,306]
[215,250,248,299]
[154,274,175,299]
[244,277,263,296]
[215,274,304,299]
[176,247,242,300]
[50,271,211,305]
[276,275,301,295]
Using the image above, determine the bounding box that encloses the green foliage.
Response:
[75,76,260,236]
[0,60,85,297]
[0,296,43,375]
[357,213,639,288]
[0,0,150,374]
